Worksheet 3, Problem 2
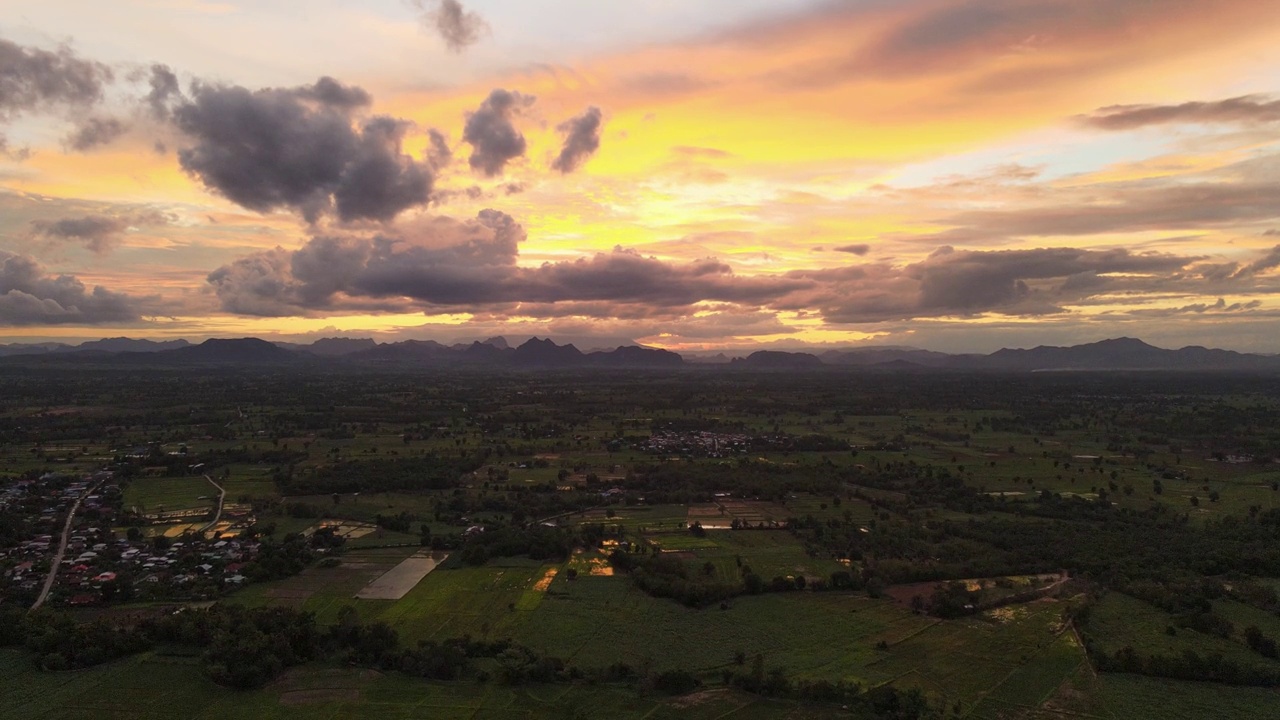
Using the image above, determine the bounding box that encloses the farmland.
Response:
[4,367,1280,717]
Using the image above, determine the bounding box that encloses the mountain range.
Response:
[0,336,1277,372]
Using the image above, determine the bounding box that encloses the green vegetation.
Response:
[5,368,1280,716]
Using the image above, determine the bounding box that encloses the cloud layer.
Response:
[0,251,144,325]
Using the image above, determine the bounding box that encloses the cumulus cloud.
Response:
[171,77,433,222]
[462,89,533,177]
[30,211,170,253]
[0,37,114,150]
[415,0,489,53]
[552,106,603,174]
[0,250,144,325]
[207,210,809,316]
[1081,95,1280,130]
[63,116,128,151]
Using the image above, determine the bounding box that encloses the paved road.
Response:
[30,480,101,611]
[199,474,227,535]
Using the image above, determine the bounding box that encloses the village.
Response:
[0,469,268,608]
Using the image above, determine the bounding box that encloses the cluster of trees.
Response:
[459,523,607,566]
[1091,644,1280,687]
[722,653,935,719]
[0,607,151,671]
[608,549,740,607]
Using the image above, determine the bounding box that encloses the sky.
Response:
[2,0,1280,353]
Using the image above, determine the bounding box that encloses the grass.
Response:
[1086,592,1280,672]
[1092,673,1280,720]
[0,649,856,720]
[123,476,215,513]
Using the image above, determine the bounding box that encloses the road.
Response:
[199,474,227,535]
[30,479,102,611]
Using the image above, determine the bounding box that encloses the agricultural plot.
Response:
[513,576,932,681]
[1086,592,1280,672]
[354,551,448,600]
[1092,673,1280,720]
[867,600,1076,712]
[687,530,848,582]
[231,547,416,623]
[124,476,214,514]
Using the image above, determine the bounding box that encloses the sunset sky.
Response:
[3,0,1280,352]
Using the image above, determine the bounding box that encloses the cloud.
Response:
[0,250,144,325]
[462,89,533,177]
[30,211,171,253]
[785,246,1198,323]
[1081,95,1280,130]
[1234,244,1280,277]
[0,37,114,150]
[552,106,603,174]
[64,116,128,151]
[834,244,870,256]
[415,0,488,53]
[171,77,433,222]
[143,64,183,120]
[427,128,451,170]
[207,210,810,316]
[915,180,1280,243]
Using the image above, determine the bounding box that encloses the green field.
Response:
[123,476,216,513]
[0,649,855,720]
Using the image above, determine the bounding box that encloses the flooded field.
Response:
[355,551,449,600]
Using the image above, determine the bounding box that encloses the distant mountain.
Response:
[298,337,377,356]
[587,345,684,368]
[164,338,299,363]
[70,337,190,354]
[979,337,1280,372]
[823,347,970,368]
[0,342,69,357]
[350,339,453,363]
[0,334,1277,372]
[512,337,585,367]
[730,350,824,369]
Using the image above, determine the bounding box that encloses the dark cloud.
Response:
[207,210,810,316]
[1081,95,1280,130]
[0,37,113,117]
[462,89,533,177]
[144,64,182,120]
[0,250,143,325]
[415,0,488,53]
[834,244,870,256]
[1234,245,1280,277]
[333,117,433,222]
[31,211,170,253]
[1125,297,1263,318]
[552,106,603,174]
[171,77,433,222]
[0,37,114,151]
[786,246,1197,323]
[294,76,372,109]
[64,116,128,151]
